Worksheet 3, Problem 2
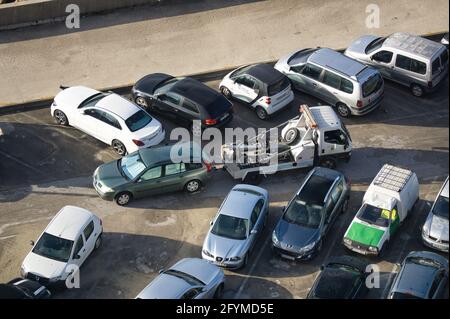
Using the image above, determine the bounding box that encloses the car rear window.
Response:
[300,174,335,205]
[125,110,153,132]
[203,95,232,119]
[362,73,383,97]
[268,76,290,96]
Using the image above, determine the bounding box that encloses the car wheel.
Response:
[283,128,299,145]
[185,180,201,193]
[115,192,132,206]
[256,107,268,120]
[411,84,424,97]
[341,198,349,214]
[53,110,69,126]
[112,139,127,156]
[336,103,351,118]
[95,234,102,250]
[135,96,148,108]
[319,158,336,169]
[213,283,224,299]
[220,86,232,99]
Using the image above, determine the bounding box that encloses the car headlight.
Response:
[96,182,113,193]
[300,241,317,252]
[343,238,352,245]
[272,231,280,246]
[20,266,27,278]
[368,246,378,253]
[202,249,213,258]
[229,257,241,262]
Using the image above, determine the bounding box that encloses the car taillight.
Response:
[203,161,212,172]
[356,100,363,108]
[132,139,145,146]
[204,119,217,126]
[264,97,272,105]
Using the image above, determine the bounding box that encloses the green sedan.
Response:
[93,143,212,205]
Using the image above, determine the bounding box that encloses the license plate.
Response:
[281,254,295,261]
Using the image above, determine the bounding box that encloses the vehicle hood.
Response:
[136,274,189,299]
[345,220,386,247]
[345,35,380,56]
[424,213,449,241]
[133,73,174,94]
[95,160,129,189]
[22,252,67,280]
[171,258,222,285]
[54,86,100,108]
[274,219,320,248]
[203,232,245,260]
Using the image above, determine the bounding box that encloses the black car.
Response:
[132,74,233,129]
[307,256,369,299]
[0,278,51,299]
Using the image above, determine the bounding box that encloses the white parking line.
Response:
[0,149,44,174]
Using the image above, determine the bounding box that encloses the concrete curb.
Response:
[0,32,446,115]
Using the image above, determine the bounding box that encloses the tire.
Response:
[319,158,336,169]
[256,107,268,120]
[283,128,299,145]
[135,96,148,108]
[115,192,132,206]
[95,234,102,250]
[336,103,351,118]
[185,180,201,193]
[341,198,349,214]
[112,139,127,156]
[213,283,224,299]
[411,84,424,97]
[53,110,69,126]
[220,86,232,99]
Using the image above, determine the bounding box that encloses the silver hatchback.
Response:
[275,48,384,117]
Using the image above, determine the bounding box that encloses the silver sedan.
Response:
[202,184,269,269]
[135,258,225,299]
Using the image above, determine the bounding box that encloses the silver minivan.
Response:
[275,48,384,118]
[345,32,449,97]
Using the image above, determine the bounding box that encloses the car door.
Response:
[321,70,343,105]
[162,163,188,192]
[76,108,104,139]
[248,199,264,249]
[298,63,325,99]
[179,98,201,125]
[71,234,87,268]
[322,129,350,156]
[388,205,400,236]
[370,50,395,79]
[82,220,97,256]
[95,110,123,144]
[154,92,182,120]
[130,165,164,198]
[392,54,426,86]
[232,75,259,103]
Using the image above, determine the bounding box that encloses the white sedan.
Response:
[21,206,103,288]
[51,86,165,155]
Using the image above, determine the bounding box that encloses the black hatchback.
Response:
[132,74,233,130]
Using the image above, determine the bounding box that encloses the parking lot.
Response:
[0,72,448,299]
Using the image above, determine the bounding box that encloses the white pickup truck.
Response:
[343,164,419,256]
[221,105,352,183]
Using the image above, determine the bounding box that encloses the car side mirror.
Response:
[29,240,35,246]
[210,220,214,226]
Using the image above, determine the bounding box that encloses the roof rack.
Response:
[299,104,318,129]
[373,164,413,193]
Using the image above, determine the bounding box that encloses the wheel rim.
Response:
[113,141,126,155]
[338,105,349,117]
[257,108,267,119]
[412,86,422,96]
[55,111,66,124]
[117,194,130,205]
[222,87,230,98]
[186,181,199,192]
[95,236,102,249]
[135,97,147,107]
[285,129,297,143]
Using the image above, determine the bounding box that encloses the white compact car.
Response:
[219,64,294,120]
[51,86,165,155]
[21,206,103,287]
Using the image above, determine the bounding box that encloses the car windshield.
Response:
[358,204,392,227]
[32,232,73,263]
[432,195,449,219]
[211,214,248,240]
[125,110,153,132]
[362,73,383,97]
[154,78,180,95]
[312,263,361,298]
[365,37,386,54]
[120,152,147,180]
[79,93,107,108]
[163,269,204,286]
[287,48,318,66]
[231,65,254,79]
[407,256,441,269]
[283,198,323,228]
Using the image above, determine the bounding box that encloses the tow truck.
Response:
[221,104,352,183]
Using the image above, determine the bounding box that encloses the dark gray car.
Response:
[272,167,351,260]
[387,251,449,299]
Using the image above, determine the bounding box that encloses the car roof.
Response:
[95,93,140,120]
[298,167,340,204]
[245,64,285,85]
[220,187,263,219]
[170,77,226,108]
[138,273,191,299]
[139,142,200,167]
[313,263,362,298]
[440,176,449,198]
[45,206,94,241]
[309,106,342,130]
[396,259,440,298]
[384,32,444,59]
[309,48,367,78]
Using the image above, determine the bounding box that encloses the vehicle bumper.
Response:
[203,112,234,129]
[422,234,449,252]
[93,182,115,201]
[265,91,295,115]
[201,253,244,269]
[343,241,379,256]
[272,245,316,261]
[350,93,384,116]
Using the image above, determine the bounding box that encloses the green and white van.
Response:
[343,164,419,256]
